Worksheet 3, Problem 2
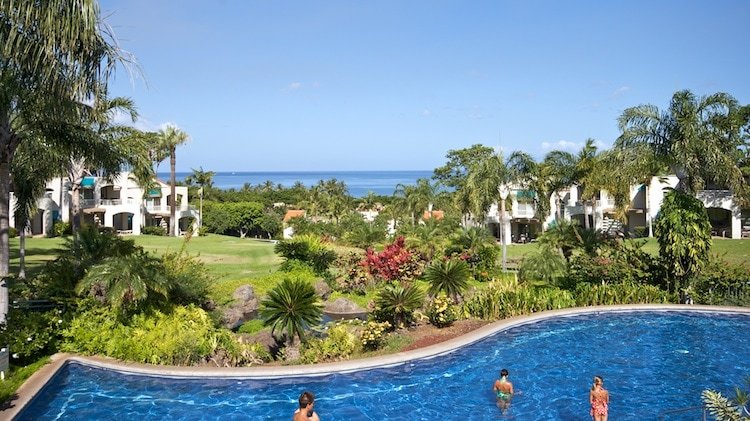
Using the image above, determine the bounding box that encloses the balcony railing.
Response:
[81,198,138,207]
[513,203,536,218]
[145,204,193,213]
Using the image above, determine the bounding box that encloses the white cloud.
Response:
[541,140,582,151]
[285,82,303,91]
[422,109,431,117]
[610,86,630,99]
[541,139,609,151]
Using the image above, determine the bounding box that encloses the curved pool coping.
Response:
[5,304,750,419]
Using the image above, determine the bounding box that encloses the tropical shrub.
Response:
[702,377,750,421]
[275,234,337,276]
[371,282,425,328]
[692,257,750,306]
[360,320,391,351]
[361,236,423,283]
[566,241,662,289]
[573,282,674,306]
[653,189,712,292]
[425,294,457,328]
[237,319,266,335]
[75,251,170,312]
[8,226,17,238]
[518,245,568,285]
[0,308,68,365]
[260,278,323,345]
[161,250,212,306]
[142,225,167,236]
[333,251,371,295]
[423,258,471,302]
[61,304,250,366]
[462,282,575,320]
[300,322,360,363]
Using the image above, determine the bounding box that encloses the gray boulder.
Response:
[324,298,365,315]
[221,285,259,330]
[314,280,332,300]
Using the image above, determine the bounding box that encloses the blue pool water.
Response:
[18,311,750,420]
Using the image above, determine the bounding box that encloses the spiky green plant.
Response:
[374,283,425,328]
[260,278,322,346]
[424,258,471,302]
[75,251,169,311]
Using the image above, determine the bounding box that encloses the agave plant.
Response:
[374,282,425,328]
[423,258,471,303]
[260,278,322,346]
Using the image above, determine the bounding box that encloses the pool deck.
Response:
[4,304,749,419]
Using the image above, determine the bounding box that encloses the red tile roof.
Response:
[283,209,306,222]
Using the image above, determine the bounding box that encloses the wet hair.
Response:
[591,376,603,391]
[500,369,509,377]
[298,391,315,409]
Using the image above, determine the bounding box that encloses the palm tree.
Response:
[75,251,169,311]
[156,125,189,236]
[185,166,215,229]
[260,278,322,347]
[541,150,577,222]
[0,0,125,320]
[464,149,533,271]
[616,89,747,199]
[393,178,439,225]
[423,258,471,303]
[573,139,600,229]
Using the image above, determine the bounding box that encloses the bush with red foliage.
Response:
[361,236,423,283]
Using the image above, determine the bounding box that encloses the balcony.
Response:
[145,204,194,213]
[512,203,536,219]
[81,198,138,208]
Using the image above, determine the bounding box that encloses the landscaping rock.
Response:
[314,280,332,300]
[324,298,365,314]
[221,285,259,330]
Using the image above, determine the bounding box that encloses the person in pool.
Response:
[493,368,514,413]
[293,391,321,421]
[589,375,609,421]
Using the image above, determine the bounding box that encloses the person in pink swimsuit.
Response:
[589,375,609,421]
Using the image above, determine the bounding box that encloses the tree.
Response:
[616,90,748,200]
[541,150,578,221]
[463,149,533,270]
[393,178,440,225]
[423,258,471,303]
[373,282,424,328]
[0,0,125,320]
[76,251,169,312]
[156,125,189,236]
[433,144,495,189]
[573,139,600,229]
[653,189,711,293]
[185,166,215,229]
[260,278,322,347]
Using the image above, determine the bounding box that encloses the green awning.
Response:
[516,190,536,200]
[81,177,96,188]
[147,188,162,197]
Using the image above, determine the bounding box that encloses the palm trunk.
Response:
[18,224,26,279]
[583,199,590,229]
[169,146,177,236]
[67,158,86,234]
[0,159,11,322]
[500,197,507,272]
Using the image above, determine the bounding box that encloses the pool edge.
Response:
[5,304,748,419]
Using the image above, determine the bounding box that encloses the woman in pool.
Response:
[493,368,514,414]
[590,375,609,421]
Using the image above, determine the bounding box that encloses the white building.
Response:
[487,175,749,242]
[11,172,200,236]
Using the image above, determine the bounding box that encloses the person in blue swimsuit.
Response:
[493,368,514,414]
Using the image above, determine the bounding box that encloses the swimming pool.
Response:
[16,309,750,420]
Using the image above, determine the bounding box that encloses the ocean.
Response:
[159,170,434,198]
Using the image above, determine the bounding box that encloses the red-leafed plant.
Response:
[361,236,423,283]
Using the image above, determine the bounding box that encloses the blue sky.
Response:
[101,0,750,172]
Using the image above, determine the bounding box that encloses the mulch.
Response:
[401,319,491,351]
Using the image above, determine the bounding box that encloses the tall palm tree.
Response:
[156,125,189,236]
[573,139,600,229]
[185,166,215,229]
[541,150,577,221]
[0,1,125,320]
[394,178,440,225]
[463,150,533,270]
[616,89,747,199]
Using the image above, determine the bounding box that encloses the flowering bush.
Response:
[301,322,360,363]
[425,294,457,328]
[0,308,68,365]
[360,320,391,350]
[361,236,422,283]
